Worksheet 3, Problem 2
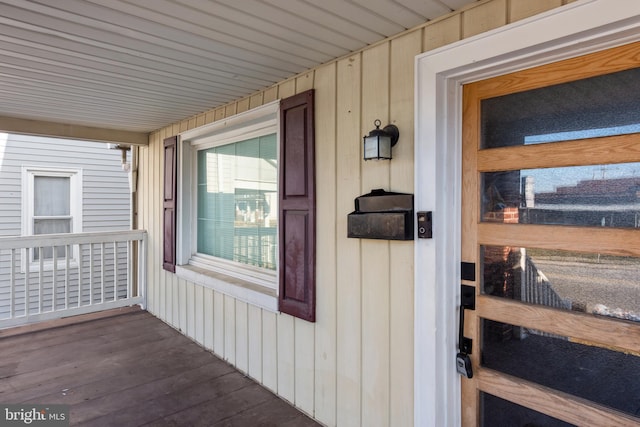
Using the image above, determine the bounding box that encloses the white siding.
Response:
[0,134,130,234]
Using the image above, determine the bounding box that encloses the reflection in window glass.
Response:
[481,392,575,427]
[482,319,640,419]
[482,246,640,322]
[481,67,640,148]
[481,163,640,228]
[197,134,278,270]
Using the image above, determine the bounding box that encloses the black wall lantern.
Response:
[363,119,399,160]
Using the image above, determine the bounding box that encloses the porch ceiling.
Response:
[0,0,478,135]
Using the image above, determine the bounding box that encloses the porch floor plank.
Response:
[0,308,321,427]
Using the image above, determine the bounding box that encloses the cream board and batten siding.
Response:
[138,1,567,425]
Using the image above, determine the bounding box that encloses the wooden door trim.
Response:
[477,133,640,172]
[477,369,640,427]
[471,41,640,100]
[478,223,640,258]
[478,296,640,355]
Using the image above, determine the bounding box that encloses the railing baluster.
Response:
[101,242,105,303]
[38,247,43,314]
[127,240,132,299]
[113,241,117,301]
[24,248,30,318]
[9,249,15,319]
[78,243,83,307]
[52,246,57,312]
[65,244,70,309]
[89,244,94,306]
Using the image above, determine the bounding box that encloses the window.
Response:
[177,102,280,295]
[173,91,316,320]
[22,167,82,263]
[196,134,278,270]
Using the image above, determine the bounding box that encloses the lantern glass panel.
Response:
[379,135,391,159]
[364,135,379,159]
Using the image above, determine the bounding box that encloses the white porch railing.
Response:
[0,230,146,328]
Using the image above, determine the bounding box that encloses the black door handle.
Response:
[456,285,475,378]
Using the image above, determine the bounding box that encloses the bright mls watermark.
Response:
[1,405,69,426]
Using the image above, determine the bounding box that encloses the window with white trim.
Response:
[22,167,82,263]
[177,101,279,294]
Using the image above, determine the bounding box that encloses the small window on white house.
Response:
[23,168,82,263]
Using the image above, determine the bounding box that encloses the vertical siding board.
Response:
[213,291,225,357]
[462,0,507,38]
[236,97,250,113]
[235,301,249,374]
[335,53,363,427]
[263,87,278,103]
[154,133,162,316]
[295,318,316,414]
[249,93,264,109]
[195,284,204,345]
[170,272,180,328]
[389,31,421,427]
[424,15,462,51]
[247,305,263,381]
[509,0,562,22]
[360,42,391,427]
[313,62,338,426]
[296,72,314,93]
[203,287,214,350]
[141,144,151,311]
[179,278,187,333]
[262,310,278,393]
[278,80,296,99]
[187,281,196,339]
[224,295,236,364]
[277,313,295,403]
[224,103,237,118]
[147,139,157,315]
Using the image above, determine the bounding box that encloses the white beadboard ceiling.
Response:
[0,0,478,134]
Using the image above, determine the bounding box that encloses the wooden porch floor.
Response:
[0,307,321,426]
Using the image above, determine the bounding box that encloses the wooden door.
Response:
[460,42,640,426]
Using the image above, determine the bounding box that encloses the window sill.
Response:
[175,264,278,312]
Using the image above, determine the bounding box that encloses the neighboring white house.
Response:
[0,133,131,319]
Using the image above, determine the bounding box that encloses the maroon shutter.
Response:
[279,89,316,322]
[163,136,178,273]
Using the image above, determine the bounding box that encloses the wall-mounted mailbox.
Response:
[347,189,414,240]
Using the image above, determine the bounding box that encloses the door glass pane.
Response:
[197,134,278,270]
[34,176,70,216]
[482,319,640,418]
[482,246,640,322]
[482,163,640,227]
[481,392,575,427]
[481,67,640,148]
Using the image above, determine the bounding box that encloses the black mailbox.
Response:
[347,189,414,240]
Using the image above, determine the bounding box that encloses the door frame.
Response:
[413,1,640,425]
